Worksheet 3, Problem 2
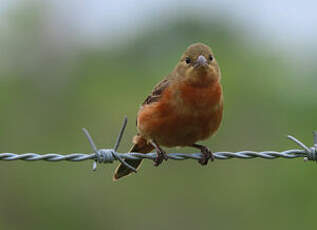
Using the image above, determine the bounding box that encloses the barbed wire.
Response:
[0,117,316,173]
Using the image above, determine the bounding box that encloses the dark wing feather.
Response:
[136,78,170,127]
[142,78,170,105]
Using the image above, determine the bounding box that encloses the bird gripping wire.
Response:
[0,117,316,174]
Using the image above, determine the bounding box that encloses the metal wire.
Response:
[0,117,316,173]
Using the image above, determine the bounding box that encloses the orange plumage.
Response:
[114,43,223,180]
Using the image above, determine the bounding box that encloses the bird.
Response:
[113,42,223,180]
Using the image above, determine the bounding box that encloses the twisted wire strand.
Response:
[0,117,316,173]
[0,153,95,161]
[0,149,307,162]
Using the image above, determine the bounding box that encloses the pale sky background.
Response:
[1,0,317,56]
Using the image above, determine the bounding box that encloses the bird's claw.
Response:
[198,146,214,165]
[153,149,168,167]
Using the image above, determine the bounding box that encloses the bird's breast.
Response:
[175,80,222,114]
[137,79,223,147]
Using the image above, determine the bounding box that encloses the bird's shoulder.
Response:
[142,73,174,106]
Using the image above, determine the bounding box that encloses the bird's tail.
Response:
[113,135,154,181]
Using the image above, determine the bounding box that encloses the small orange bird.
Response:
[113,43,223,180]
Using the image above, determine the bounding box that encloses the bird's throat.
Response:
[185,70,219,88]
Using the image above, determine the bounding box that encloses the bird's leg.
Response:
[150,140,168,167]
[192,143,214,165]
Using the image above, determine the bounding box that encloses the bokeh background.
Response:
[0,0,317,229]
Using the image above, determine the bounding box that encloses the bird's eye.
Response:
[185,57,191,64]
[209,55,213,61]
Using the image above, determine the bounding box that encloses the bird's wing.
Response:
[142,78,170,105]
[135,78,170,127]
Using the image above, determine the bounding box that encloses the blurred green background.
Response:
[0,1,317,230]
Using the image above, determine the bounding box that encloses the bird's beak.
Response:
[194,55,207,68]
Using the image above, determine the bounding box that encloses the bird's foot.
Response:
[151,140,168,167]
[153,149,168,167]
[192,144,214,165]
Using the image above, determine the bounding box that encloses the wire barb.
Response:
[314,131,317,147]
[82,116,137,172]
[288,134,317,162]
[0,117,316,176]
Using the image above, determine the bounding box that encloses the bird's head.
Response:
[175,43,220,83]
